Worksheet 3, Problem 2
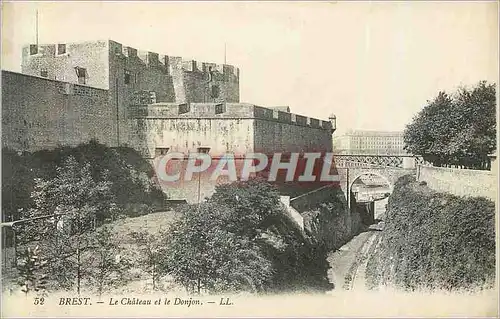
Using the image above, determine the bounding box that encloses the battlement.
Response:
[109,40,239,78]
[23,40,241,79]
[179,59,239,78]
[22,40,108,58]
[128,102,333,131]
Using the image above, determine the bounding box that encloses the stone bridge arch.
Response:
[349,171,394,193]
[336,167,416,205]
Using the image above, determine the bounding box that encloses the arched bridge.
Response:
[333,154,424,205]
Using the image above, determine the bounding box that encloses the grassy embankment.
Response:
[366,175,496,292]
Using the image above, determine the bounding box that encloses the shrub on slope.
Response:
[366,175,495,291]
[2,139,166,222]
[162,179,333,294]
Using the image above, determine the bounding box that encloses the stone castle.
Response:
[2,40,336,201]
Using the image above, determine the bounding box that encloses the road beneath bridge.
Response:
[327,198,387,291]
[332,154,421,205]
[325,154,425,291]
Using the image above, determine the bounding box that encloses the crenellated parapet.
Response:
[106,40,239,103]
[22,44,56,57]
[22,40,110,89]
[111,41,239,80]
[180,59,239,79]
[22,40,240,102]
[23,41,239,76]
[128,102,333,131]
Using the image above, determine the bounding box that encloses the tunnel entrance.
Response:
[350,172,391,226]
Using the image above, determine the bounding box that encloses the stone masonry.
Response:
[3,40,336,202]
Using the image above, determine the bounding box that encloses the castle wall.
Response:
[127,103,255,157]
[108,41,177,105]
[108,41,178,146]
[21,41,110,89]
[127,102,333,156]
[216,65,240,103]
[154,158,249,204]
[253,107,334,154]
[129,102,254,203]
[9,39,329,203]
[1,71,114,151]
[21,41,117,144]
[128,102,334,202]
[20,40,240,147]
[181,62,239,103]
[106,41,240,145]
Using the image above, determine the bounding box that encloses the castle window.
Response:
[30,45,38,55]
[197,147,211,154]
[57,44,66,55]
[124,70,131,84]
[211,85,220,99]
[40,68,48,78]
[150,91,157,103]
[155,147,170,157]
[215,103,226,115]
[75,67,87,85]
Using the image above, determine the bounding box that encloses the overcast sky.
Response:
[2,1,498,135]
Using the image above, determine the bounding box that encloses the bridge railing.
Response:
[333,154,430,169]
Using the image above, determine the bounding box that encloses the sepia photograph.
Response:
[1,1,498,317]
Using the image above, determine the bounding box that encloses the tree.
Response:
[3,139,167,232]
[130,230,165,291]
[16,245,48,296]
[162,201,274,294]
[1,149,34,223]
[404,81,496,169]
[87,226,130,296]
[366,175,495,291]
[15,156,117,293]
[70,139,166,215]
[452,82,497,168]
[161,178,323,294]
[163,178,337,294]
[207,178,283,237]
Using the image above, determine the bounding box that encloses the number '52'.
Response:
[34,297,45,305]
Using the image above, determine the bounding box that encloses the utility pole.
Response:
[116,76,120,146]
[197,148,210,210]
[35,9,39,46]
[224,42,227,65]
[198,172,201,206]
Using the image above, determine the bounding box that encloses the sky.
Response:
[1,1,498,135]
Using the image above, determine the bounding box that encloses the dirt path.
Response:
[350,233,378,289]
[327,200,386,291]
[326,231,374,290]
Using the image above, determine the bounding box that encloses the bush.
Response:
[301,187,356,251]
[366,175,495,291]
[162,201,274,294]
[162,178,333,294]
[2,149,36,222]
[2,139,167,223]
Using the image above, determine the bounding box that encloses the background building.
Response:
[333,130,407,155]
